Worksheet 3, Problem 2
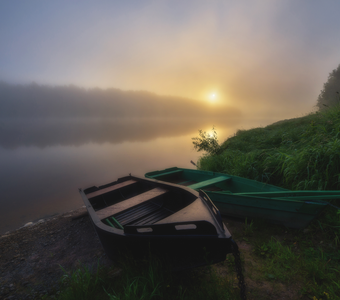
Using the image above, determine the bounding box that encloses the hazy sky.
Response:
[1,0,340,120]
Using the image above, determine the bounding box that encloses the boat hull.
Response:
[94,224,231,269]
[208,191,326,228]
[79,175,233,269]
[145,167,329,228]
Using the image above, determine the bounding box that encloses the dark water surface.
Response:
[0,117,273,234]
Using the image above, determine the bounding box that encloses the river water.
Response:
[0,117,275,234]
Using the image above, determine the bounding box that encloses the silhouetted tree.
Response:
[316,64,340,110]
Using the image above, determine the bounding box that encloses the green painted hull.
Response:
[145,167,334,228]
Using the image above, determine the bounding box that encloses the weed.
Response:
[253,242,272,258]
[244,217,254,236]
[58,263,105,300]
[56,255,241,300]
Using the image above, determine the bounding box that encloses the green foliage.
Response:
[193,106,340,299]
[250,236,340,298]
[317,64,340,110]
[58,263,105,300]
[198,106,340,190]
[56,256,240,300]
[192,127,220,155]
[243,217,254,237]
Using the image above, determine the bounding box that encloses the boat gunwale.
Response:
[209,190,329,206]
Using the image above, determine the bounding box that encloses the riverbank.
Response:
[1,205,314,300]
[0,207,114,300]
[193,106,340,299]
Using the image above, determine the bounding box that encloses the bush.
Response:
[192,127,220,155]
[316,64,340,110]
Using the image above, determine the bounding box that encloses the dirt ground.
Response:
[0,208,303,300]
[0,207,114,300]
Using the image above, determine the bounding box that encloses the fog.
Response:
[0,82,241,119]
[0,118,244,149]
[2,1,340,120]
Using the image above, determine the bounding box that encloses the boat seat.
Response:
[96,187,168,220]
[86,180,137,199]
[188,176,231,190]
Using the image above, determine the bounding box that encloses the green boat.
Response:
[145,167,339,228]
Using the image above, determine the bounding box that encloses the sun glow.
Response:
[209,93,217,102]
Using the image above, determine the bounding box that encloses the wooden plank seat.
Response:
[96,187,168,220]
[86,180,137,199]
[188,176,231,190]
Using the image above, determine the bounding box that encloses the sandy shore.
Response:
[0,207,114,300]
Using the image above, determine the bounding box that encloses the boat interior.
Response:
[84,178,197,229]
[146,168,288,193]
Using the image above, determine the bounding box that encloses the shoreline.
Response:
[0,207,114,300]
[1,206,87,237]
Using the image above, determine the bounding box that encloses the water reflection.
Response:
[0,135,202,234]
[0,116,278,234]
[2,117,243,234]
[0,118,241,149]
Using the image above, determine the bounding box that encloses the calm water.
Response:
[0,117,275,234]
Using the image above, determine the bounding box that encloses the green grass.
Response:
[245,219,340,299]
[54,255,241,300]
[200,105,340,191]
[194,105,340,299]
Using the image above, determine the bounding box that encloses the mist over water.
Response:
[0,116,280,234]
[0,117,241,149]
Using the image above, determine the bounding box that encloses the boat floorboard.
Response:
[114,200,173,226]
[115,202,161,224]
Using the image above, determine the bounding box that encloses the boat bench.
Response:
[96,187,168,221]
[188,176,231,190]
[86,180,137,199]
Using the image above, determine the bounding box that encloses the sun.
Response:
[209,93,217,102]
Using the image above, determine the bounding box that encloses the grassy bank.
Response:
[196,105,340,299]
[199,106,340,191]
[53,107,340,300]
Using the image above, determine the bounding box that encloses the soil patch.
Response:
[0,207,114,300]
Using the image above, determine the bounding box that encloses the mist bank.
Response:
[0,118,242,149]
[0,82,242,119]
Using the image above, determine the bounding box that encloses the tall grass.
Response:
[58,263,107,300]
[194,106,340,299]
[199,106,340,233]
[199,105,340,191]
[56,255,240,300]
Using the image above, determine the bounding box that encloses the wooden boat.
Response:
[79,175,235,269]
[145,167,337,228]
